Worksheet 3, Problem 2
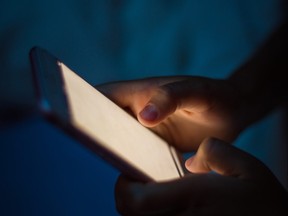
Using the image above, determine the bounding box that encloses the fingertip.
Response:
[138,85,178,126]
[138,104,162,127]
[139,104,159,122]
[185,156,195,173]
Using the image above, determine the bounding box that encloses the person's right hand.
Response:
[97,76,249,151]
[114,138,288,216]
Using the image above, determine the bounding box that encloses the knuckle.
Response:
[155,84,180,111]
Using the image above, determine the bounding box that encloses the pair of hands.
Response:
[98,76,287,215]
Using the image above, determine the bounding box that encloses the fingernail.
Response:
[185,156,195,169]
[139,104,159,121]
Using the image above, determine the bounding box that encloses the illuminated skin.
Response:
[98,76,245,152]
[96,21,288,215]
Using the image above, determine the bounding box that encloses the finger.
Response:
[115,174,188,215]
[115,173,242,215]
[138,78,214,127]
[115,175,184,215]
[114,175,137,215]
[185,137,264,177]
[96,77,187,115]
[96,80,147,108]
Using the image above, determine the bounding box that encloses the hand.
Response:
[97,76,248,151]
[115,138,288,216]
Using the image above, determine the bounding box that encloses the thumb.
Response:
[138,79,213,127]
[185,138,259,177]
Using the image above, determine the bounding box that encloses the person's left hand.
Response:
[115,138,287,216]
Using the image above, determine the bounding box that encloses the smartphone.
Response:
[30,47,184,182]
